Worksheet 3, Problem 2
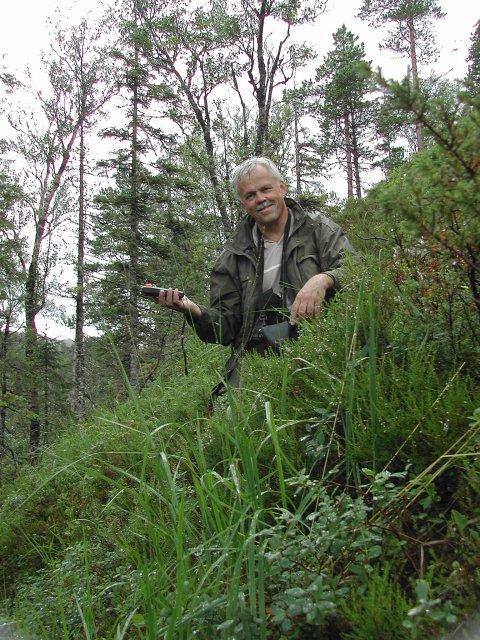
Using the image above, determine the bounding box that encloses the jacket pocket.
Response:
[239,274,255,311]
[297,253,321,280]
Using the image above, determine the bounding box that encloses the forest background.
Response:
[0,0,479,638]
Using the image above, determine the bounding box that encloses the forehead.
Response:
[237,165,278,195]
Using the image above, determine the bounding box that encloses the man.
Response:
[156,157,355,382]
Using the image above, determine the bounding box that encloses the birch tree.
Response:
[49,19,117,418]
[232,0,328,157]
[9,23,113,460]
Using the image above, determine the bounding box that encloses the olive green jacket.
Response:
[186,198,355,352]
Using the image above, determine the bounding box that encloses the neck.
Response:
[258,205,288,242]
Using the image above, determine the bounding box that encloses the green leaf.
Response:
[285,587,305,597]
[350,564,370,582]
[420,494,433,509]
[131,614,145,627]
[216,620,234,631]
[451,509,468,535]
[415,579,430,602]
[366,544,382,559]
[281,618,292,632]
[270,605,285,623]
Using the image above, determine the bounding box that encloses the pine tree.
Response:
[372,91,409,174]
[358,0,445,151]
[467,19,480,86]
[315,26,374,198]
[282,82,330,196]
[135,0,238,236]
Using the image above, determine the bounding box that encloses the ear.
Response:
[279,181,287,196]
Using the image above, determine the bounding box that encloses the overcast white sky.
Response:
[2,0,477,81]
[1,0,477,339]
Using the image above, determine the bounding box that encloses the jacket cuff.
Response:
[322,268,343,292]
[184,304,208,330]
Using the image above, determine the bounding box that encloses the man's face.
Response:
[237,165,287,228]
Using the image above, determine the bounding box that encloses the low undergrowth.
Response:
[1,88,480,639]
[1,274,479,638]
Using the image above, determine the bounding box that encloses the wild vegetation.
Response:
[1,81,479,637]
[1,0,479,638]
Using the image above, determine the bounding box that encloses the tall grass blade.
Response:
[114,608,138,640]
[74,596,92,640]
[265,401,287,509]
[368,293,379,470]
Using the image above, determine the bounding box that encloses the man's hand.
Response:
[157,288,202,319]
[290,273,334,324]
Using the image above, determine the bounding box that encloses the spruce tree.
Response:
[90,5,199,391]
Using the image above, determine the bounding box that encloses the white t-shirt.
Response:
[252,212,294,305]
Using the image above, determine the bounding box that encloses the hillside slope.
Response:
[1,90,479,640]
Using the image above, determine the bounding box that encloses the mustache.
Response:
[255,200,274,212]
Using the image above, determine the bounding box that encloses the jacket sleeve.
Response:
[185,251,242,346]
[316,217,357,291]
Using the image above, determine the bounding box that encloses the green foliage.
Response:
[368,77,480,362]
[314,26,375,195]
[0,165,24,298]
[262,472,394,636]
[467,19,480,86]
[372,91,410,173]
[342,568,411,640]
[403,579,457,634]
[2,258,478,639]
[2,51,480,640]
[358,0,444,62]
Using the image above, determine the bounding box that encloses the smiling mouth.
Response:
[256,202,274,213]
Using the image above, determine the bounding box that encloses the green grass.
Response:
[1,224,480,639]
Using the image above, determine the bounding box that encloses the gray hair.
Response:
[231,157,284,195]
